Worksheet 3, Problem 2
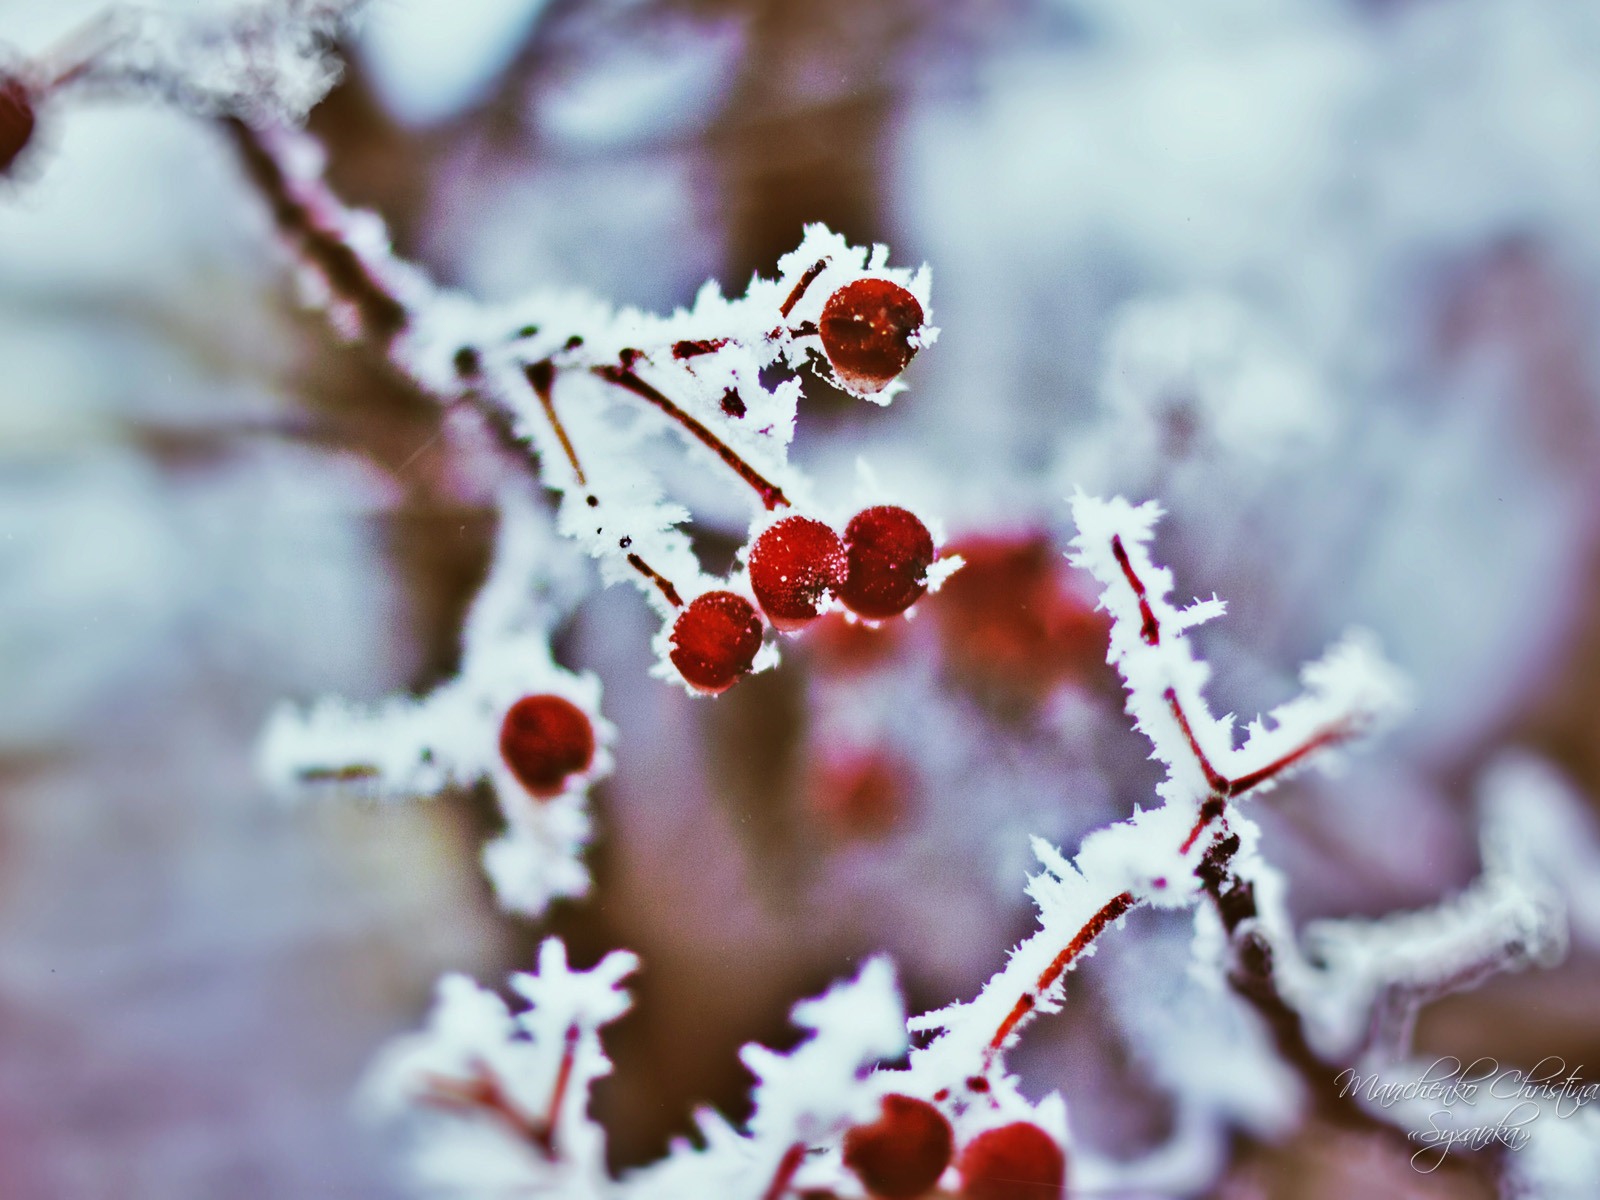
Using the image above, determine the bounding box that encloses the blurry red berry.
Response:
[932,532,1110,705]
[669,591,764,693]
[808,750,911,841]
[819,278,925,394]
[749,516,847,631]
[840,506,936,619]
[806,609,904,675]
[500,695,596,798]
[843,1094,953,1199]
[0,77,35,175]
[957,1122,1066,1200]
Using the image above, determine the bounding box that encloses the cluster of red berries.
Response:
[842,1094,1066,1199]
[499,694,596,798]
[668,506,936,694]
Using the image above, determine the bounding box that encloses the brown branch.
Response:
[223,118,411,345]
[1192,837,1504,1186]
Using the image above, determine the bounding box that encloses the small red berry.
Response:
[808,751,910,841]
[957,1122,1066,1200]
[500,695,596,798]
[932,533,1111,705]
[669,591,764,693]
[0,77,36,175]
[749,516,847,631]
[843,1094,953,1199]
[819,278,925,395]
[806,610,904,675]
[839,506,936,620]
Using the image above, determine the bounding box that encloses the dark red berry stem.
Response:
[522,361,691,611]
[533,1025,581,1158]
[1165,686,1229,796]
[1227,722,1355,796]
[593,364,790,510]
[524,360,587,487]
[672,337,729,360]
[627,553,684,608]
[985,890,1136,1067]
[779,258,828,318]
[1109,535,1160,646]
[760,1142,807,1200]
[415,1025,580,1160]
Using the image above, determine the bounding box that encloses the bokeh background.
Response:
[4,0,1600,1195]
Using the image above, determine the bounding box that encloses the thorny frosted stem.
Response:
[983,890,1137,1070]
[1105,535,1367,852]
[981,536,1372,1059]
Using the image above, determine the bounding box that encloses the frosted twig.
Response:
[901,495,1408,1104]
[223,117,935,671]
[259,485,611,916]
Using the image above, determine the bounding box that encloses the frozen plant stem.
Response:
[976,516,1381,1066]
[590,364,790,511]
[223,118,689,601]
[984,890,1137,1069]
[219,115,937,688]
[418,1025,578,1159]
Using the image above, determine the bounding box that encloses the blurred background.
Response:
[4,0,1600,1195]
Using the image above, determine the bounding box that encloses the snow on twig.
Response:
[369,947,907,1200]
[902,494,1410,1094]
[226,118,935,637]
[259,485,611,915]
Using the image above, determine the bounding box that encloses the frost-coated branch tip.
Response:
[258,488,612,918]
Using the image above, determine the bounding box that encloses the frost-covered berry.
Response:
[749,516,847,631]
[500,695,596,797]
[843,1094,953,1198]
[957,1122,1066,1200]
[669,591,764,693]
[0,77,35,175]
[840,506,936,619]
[819,278,925,395]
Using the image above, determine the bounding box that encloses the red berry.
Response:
[819,278,925,395]
[843,1094,953,1199]
[0,77,35,175]
[806,610,904,675]
[669,591,764,693]
[500,695,596,798]
[840,506,936,620]
[808,751,911,841]
[957,1123,1066,1200]
[932,533,1111,705]
[749,516,847,631]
